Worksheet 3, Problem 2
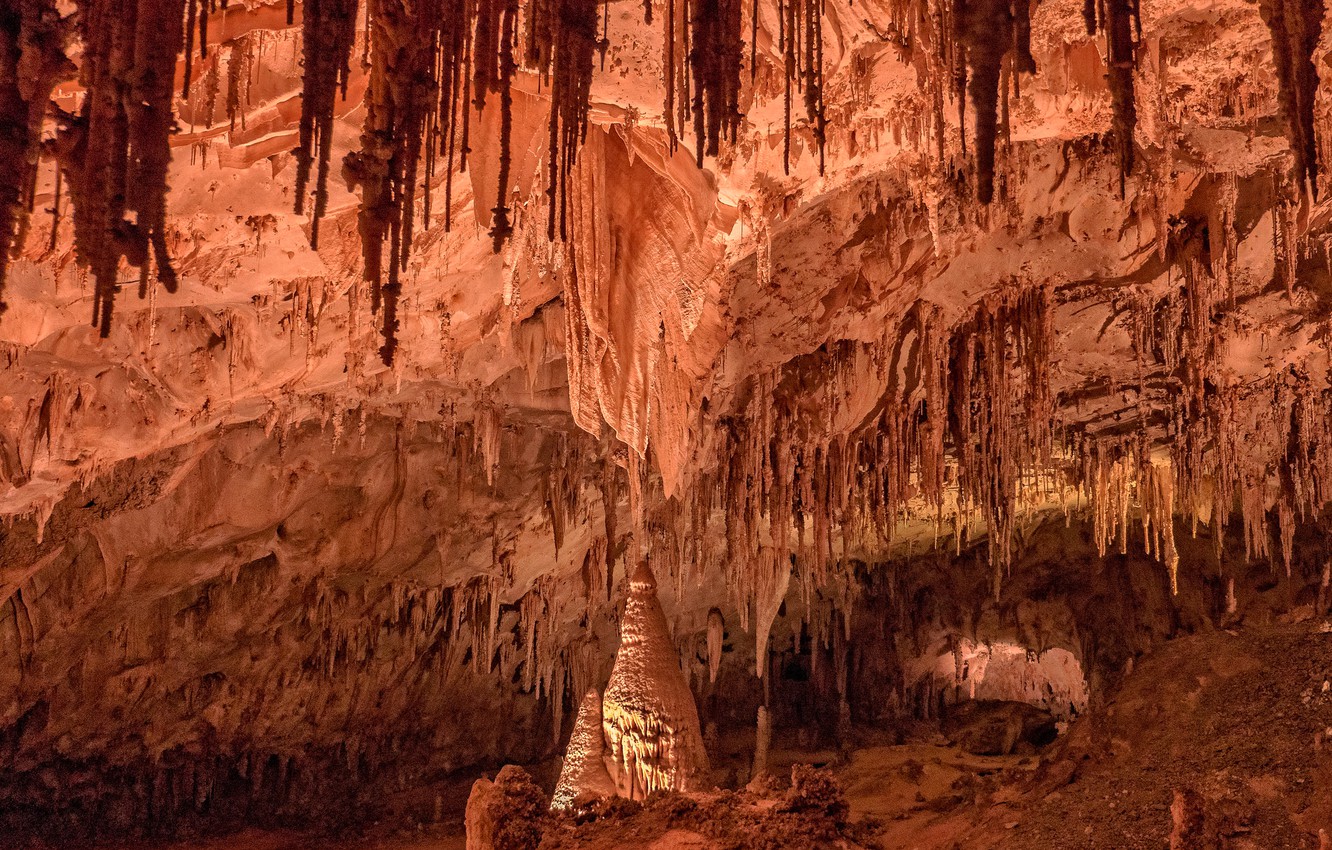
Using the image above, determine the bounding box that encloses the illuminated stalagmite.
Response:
[550,688,617,810]
[601,562,711,799]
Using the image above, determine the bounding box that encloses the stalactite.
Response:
[182,1,227,95]
[660,0,752,165]
[1084,0,1140,192]
[344,0,529,364]
[225,36,253,132]
[526,0,600,241]
[1273,173,1299,295]
[752,550,791,678]
[1259,0,1324,197]
[948,285,1052,592]
[475,0,521,250]
[343,0,433,366]
[776,0,826,173]
[201,50,221,129]
[663,0,682,152]
[1141,456,1179,594]
[952,0,1035,203]
[52,0,186,338]
[0,0,72,315]
[293,0,358,248]
[687,0,744,166]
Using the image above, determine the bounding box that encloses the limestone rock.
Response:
[465,765,548,850]
[551,688,618,811]
[602,562,711,799]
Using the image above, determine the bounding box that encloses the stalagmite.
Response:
[464,765,547,850]
[706,607,724,684]
[749,704,771,789]
[550,688,617,810]
[601,562,711,799]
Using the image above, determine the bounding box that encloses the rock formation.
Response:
[601,562,710,799]
[464,764,548,850]
[550,687,617,810]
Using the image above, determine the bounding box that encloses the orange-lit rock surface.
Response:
[4,0,1332,846]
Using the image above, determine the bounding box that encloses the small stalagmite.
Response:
[748,704,772,790]
[550,688,617,810]
[601,561,711,799]
[706,607,724,684]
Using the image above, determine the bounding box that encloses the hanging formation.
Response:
[293,0,358,248]
[1083,0,1140,192]
[951,0,1036,203]
[1258,0,1324,198]
[0,0,1326,360]
[51,0,187,337]
[0,0,72,317]
[527,0,602,241]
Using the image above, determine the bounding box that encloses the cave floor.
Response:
[89,620,1332,850]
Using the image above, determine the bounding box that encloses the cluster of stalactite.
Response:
[0,0,71,316]
[950,0,1036,203]
[1083,0,1140,192]
[616,287,1060,670]
[343,0,441,366]
[1258,0,1325,198]
[948,285,1054,594]
[182,1,228,95]
[660,0,746,166]
[47,0,186,337]
[343,0,615,365]
[1069,366,1332,593]
[1078,438,1179,592]
[778,0,826,173]
[293,0,358,248]
[525,0,602,240]
[1051,177,1332,592]
[891,0,1144,202]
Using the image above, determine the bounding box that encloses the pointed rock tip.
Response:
[629,560,657,594]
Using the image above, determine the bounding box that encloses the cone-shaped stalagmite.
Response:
[551,688,617,810]
[601,562,711,799]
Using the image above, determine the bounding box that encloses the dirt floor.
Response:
[69,619,1332,850]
